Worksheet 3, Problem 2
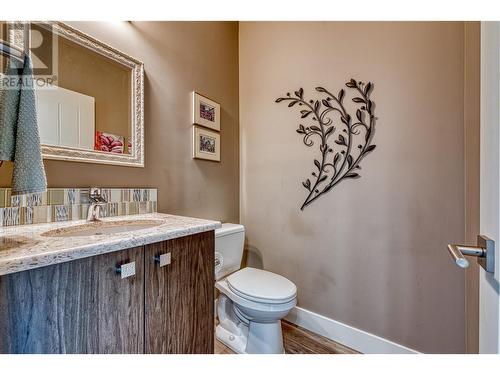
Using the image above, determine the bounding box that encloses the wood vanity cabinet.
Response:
[0,231,214,354]
[145,231,214,354]
[0,246,145,354]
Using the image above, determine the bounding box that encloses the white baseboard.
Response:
[285,306,420,354]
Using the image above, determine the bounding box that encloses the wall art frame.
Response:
[193,125,220,162]
[192,91,220,131]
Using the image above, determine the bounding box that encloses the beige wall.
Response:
[239,22,466,353]
[1,21,240,223]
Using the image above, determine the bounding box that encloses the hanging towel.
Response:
[0,65,21,160]
[0,55,47,195]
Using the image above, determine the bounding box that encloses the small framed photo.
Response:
[192,92,220,131]
[193,125,220,162]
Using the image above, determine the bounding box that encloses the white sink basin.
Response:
[41,219,164,238]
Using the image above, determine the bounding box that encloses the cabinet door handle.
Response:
[116,261,136,279]
[154,252,171,267]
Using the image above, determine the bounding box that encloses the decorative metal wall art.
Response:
[275,79,377,210]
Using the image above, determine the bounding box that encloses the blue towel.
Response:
[0,62,21,160]
[0,55,47,195]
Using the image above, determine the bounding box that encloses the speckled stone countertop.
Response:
[0,213,221,276]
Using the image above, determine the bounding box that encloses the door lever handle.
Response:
[446,235,495,273]
[447,244,485,268]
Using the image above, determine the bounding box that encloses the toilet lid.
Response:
[226,267,297,304]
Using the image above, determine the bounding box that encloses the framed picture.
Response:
[192,92,220,131]
[193,125,220,162]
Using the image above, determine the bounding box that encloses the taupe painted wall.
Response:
[1,22,240,223]
[239,22,466,353]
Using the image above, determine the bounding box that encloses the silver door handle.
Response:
[116,261,136,279]
[447,235,495,273]
[447,244,485,268]
[154,252,171,267]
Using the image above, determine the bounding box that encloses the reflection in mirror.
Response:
[39,29,132,153]
[0,21,144,167]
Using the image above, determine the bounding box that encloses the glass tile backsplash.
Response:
[0,188,157,227]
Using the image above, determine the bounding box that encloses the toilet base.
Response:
[216,324,247,354]
[216,321,285,354]
[246,320,285,354]
[215,280,293,354]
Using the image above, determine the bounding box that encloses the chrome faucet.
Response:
[87,187,107,221]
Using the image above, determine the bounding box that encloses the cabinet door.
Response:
[0,247,144,354]
[145,231,214,354]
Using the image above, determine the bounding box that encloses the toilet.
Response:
[215,223,297,354]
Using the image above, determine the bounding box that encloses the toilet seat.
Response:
[216,278,296,314]
[226,267,297,304]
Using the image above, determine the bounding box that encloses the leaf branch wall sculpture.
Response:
[275,79,377,210]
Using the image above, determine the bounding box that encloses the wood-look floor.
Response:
[214,320,359,354]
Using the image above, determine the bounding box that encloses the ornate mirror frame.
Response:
[39,22,145,167]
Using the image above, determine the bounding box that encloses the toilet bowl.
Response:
[215,267,297,354]
[214,223,297,354]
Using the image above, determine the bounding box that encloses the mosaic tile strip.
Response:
[0,188,157,227]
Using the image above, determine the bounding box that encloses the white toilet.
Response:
[215,223,297,354]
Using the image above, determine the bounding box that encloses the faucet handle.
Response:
[89,187,108,203]
[89,187,101,198]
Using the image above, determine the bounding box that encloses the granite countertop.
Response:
[0,213,221,276]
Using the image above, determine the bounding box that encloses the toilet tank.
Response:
[215,223,245,281]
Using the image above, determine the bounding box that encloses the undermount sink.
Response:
[41,219,164,238]
[0,236,37,251]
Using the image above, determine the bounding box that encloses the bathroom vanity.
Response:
[0,21,218,354]
[0,213,220,354]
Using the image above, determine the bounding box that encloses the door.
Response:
[0,246,144,354]
[457,21,500,354]
[478,21,500,353]
[144,232,215,354]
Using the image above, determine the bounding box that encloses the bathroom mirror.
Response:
[1,21,144,167]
